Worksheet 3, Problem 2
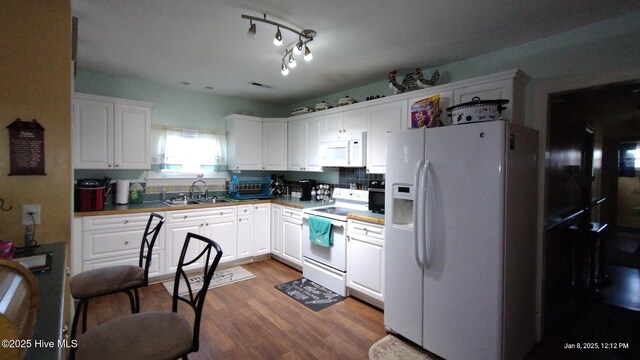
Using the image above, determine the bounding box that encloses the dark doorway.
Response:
[532,81,640,359]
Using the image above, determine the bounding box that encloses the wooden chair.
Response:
[72,232,223,360]
[70,212,165,339]
[0,260,37,360]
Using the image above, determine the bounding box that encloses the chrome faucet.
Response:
[190,180,208,199]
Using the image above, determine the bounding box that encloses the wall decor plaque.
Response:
[7,119,46,175]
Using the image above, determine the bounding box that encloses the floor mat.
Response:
[369,335,437,360]
[275,277,344,311]
[163,265,255,296]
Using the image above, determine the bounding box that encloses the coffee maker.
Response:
[299,179,316,201]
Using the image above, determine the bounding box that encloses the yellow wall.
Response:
[0,1,71,245]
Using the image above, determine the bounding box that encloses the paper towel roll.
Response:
[115,180,130,204]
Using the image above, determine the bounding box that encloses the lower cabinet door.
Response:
[205,216,237,264]
[282,217,302,266]
[165,221,205,273]
[347,234,384,302]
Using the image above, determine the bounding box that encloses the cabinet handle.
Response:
[183,215,188,219]
[114,164,119,168]
[124,220,129,224]
[108,164,113,168]
[125,240,129,245]
[201,223,204,227]
[220,211,224,216]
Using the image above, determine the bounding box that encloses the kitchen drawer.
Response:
[83,212,161,231]
[237,204,253,216]
[348,219,384,240]
[282,207,302,221]
[83,251,165,279]
[166,206,237,223]
[83,226,166,260]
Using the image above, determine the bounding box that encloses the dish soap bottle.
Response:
[129,183,144,204]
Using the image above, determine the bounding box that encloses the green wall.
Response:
[74,70,287,132]
[288,10,640,119]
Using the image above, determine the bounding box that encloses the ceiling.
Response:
[71,0,639,104]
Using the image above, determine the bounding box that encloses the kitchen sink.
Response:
[195,198,230,204]
[162,198,230,206]
[163,199,200,206]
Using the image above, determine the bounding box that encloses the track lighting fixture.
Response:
[247,20,256,38]
[241,13,316,76]
[273,26,283,46]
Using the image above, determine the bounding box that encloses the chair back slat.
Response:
[172,232,223,352]
[138,213,165,284]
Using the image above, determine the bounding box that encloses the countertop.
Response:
[74,197,385,224]
[14,242,67,360]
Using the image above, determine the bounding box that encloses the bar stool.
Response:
[70,212,165,339]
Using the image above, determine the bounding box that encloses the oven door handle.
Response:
[301,214,346,228]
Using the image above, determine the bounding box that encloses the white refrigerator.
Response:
[384,121,538,360]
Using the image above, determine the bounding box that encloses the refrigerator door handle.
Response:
[421,160,430,269]
[414,159,425,267]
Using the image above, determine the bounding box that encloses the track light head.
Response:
[288,54,297,68]
[304,45,313,61]
[293,38,303,55]
[281,62,289,76]
[273,27,283,46]
[247,20,256,38]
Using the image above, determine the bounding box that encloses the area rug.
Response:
[275,277,344,311]
[162,266,255,296]
[369,335,437,360]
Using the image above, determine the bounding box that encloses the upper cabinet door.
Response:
[226,115,263,170]
[262,121,287,170]
[366,100,407,174]
[114,103,151,169]
[305,116,323,171]
[73,93,152,169]
[72,98,115,169]
[287,120,306,171]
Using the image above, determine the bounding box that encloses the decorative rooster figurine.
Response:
[388,70,404,94]
[402,70,420,92]
[416,68,440,88]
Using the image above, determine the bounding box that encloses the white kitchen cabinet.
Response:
[305,116,323,171]
[72,93,152,169]
[227,115,287,171]
[281,206,303,268]
[287,119,306,171]
[165,209,209,273]
[262,121,287,170]
[322,108,366,141]
[287,117,321,171]
[347,219,384,304]
[79,211,165,279]
[366,99,407,174]
[253,203,271,255]
[165,206,237,273]
[226,115,263,170]
[203,207,238,264]
[452,78,523,123]
[237,205,254,259]
[270,204,282,256]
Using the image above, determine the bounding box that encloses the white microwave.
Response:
[319,132,366,167]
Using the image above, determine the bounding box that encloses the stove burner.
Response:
[309,207,351,216]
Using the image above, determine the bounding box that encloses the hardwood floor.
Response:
[82,259,386,359]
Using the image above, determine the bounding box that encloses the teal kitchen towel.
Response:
[308,216,333,247]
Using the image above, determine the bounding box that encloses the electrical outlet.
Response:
[22,204,41,225]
